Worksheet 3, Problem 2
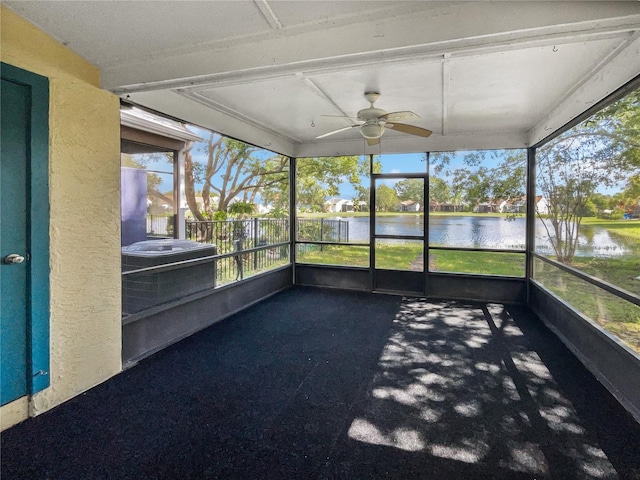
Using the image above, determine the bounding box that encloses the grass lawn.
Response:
[296,243,425,269]
[296,243,525,276]
[430,250,525,276]
[570,256,640,296]
[581,217,640,242]
[296,244,370,267]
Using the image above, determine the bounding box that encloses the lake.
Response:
[329,215,638,258]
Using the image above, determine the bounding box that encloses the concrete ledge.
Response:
[122,266,292,366]
[295,264,370,291]
[428,273,527,304]
[529,281,640,422]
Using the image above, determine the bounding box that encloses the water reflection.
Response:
[374,214,424,237]
[328,215,637,257]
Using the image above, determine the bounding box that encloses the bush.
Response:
[212,210,227,221]
[598,209,624,220]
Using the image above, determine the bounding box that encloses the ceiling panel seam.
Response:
[254,0,283,30]
[295,74,353,123]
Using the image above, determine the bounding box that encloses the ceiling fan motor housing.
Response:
[357,107,386,121]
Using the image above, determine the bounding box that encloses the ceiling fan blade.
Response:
[367,137,380,146]
[316,124,359,139]
[387,122,432,138]
[382,111,420,122]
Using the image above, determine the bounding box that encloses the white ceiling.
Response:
[7,1,640,157]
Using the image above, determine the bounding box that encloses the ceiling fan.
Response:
[316,92,432,146]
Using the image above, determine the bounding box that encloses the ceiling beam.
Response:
[441,54,451,136]
[104,3,640,93]
[294,131,530,158]
[110,29,635,95]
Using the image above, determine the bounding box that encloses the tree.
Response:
[430,150,527,211]
[184,132,288,221]
[293,156,369,212]
[430,88,639,264]
[376,184,399,212]
[429,176,451,207]
[395,178,424,207]
[620,175,640,214]
[590,193,616,215]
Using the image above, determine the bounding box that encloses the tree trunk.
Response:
[184,150,206,222]
[184,149,213,242]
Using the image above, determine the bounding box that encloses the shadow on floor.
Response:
[2,287,639,479]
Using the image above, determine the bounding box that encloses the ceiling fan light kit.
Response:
[317,92,432,142]
[360,122,385,139]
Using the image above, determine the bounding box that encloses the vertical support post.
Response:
[289,157,297,283]
[253,217,258,270]
[320,218,324,252]
[369,154,375,291]
[526,147,536,303]
[424,151,430,298]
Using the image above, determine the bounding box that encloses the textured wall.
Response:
[1,6,122,425]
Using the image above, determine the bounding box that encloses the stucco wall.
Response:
[1,6,122,426]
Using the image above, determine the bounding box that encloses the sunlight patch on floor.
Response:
[344,298,619,478]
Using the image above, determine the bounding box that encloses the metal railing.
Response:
[186,218,290,284]
[296,218,349,242]
[186,218,288,252]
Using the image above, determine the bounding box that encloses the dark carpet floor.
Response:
[2,286,639,480]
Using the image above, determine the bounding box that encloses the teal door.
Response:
[1,78,30,405]
[1,64,50,406]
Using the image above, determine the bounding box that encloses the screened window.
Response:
[121,147,176,243]
[428,149,527,276]
[295,156,370,267]
[533,87,640,354]
[184,126,290,286]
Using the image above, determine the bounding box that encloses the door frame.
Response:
[370,172,427,295]
[1,63,50,396]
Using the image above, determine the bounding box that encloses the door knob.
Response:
[3,254,25,265]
